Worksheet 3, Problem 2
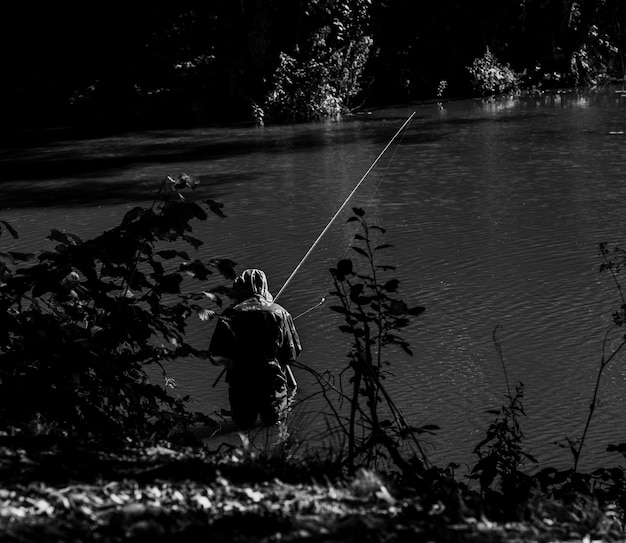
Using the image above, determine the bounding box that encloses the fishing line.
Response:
[211,113,415,390]
[304,115,415,312]
[274,112,416,303]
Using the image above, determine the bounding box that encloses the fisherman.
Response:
[209,269,302,429]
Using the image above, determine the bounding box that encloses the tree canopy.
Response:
[2,0,625,128]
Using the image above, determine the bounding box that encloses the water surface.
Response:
[3,88,626,471]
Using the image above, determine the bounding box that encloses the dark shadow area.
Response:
[0,173,235,209]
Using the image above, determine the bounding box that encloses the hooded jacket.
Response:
[209,269,301,378]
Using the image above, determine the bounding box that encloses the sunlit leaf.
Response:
[198,309,217,321]
[180,260,212,280]
[179,172,200,189]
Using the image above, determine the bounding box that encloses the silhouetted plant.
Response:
[470,327,536,509]
[320,207,431,476]
[0,174,233,443]
[563,243,626,474]
[535,242,626,505]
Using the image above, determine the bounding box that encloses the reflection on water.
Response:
[3,88,626,471]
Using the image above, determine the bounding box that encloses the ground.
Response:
[0,438,623,542]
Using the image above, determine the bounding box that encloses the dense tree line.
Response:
[2,0,625,128]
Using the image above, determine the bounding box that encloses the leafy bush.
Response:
[263,21,372,122]
[467,48,519,96]
[0,174,233,443]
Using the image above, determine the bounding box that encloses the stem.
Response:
[574,335,626,473]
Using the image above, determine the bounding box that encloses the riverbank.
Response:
[0,438,623,542]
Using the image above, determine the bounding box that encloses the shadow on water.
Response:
[0,172,244,209]
[0,115,458,209]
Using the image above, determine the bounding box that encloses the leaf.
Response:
[209,258,237,280]
[383,279,399,292]
[387,299,407,315]
[352,207,365,217]
[47,229,70,244]
[421,424,440,431]
[198,309,217,321]
[182,235,203,250]
[202,291,220,303]
[122,206,145,224]
[349,283,364,302]
[0,221,18,239]
[335,259,353,280]
[157,274,183,294]
[179,172,200,189]
[205,199,227,218]
[180,260,212,280]
[351,246,368,257]
[157,250,190,260]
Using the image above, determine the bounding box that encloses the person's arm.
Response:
[277,311,302,365]
[208,317,236,368]
[209,354,234,369]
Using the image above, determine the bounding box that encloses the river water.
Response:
[2,87,626,472]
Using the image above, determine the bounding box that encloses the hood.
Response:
[233,268,274,302]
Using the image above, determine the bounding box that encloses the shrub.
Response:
[467,48,519,96]
[263,25,372,122]
[0,174,233,443]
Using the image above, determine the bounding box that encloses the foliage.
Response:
[467,48,519,97]
[6,1,626,126]
[310,208,432,476]
[472,383,536,503]
[470,328,536,506]
[263,1,373,123]
[0,174,233,443]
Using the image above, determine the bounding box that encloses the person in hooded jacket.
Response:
[209,269,302,429]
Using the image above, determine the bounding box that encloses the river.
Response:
[2,87,626,472]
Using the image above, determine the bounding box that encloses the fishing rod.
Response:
[212,112,416,390]
[273,111,416,302]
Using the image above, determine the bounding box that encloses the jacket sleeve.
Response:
[208,317,236,367]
